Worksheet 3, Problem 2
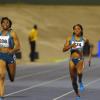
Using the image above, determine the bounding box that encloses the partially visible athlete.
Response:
[63,24,92,100]
[0,17,20,100]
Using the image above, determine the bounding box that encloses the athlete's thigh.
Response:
[69,60,76,79]
[0,60,6,78]
[69,60,75,70]
[76,60,84,74]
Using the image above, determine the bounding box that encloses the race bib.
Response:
[0,36,9,47]
[72,40,84,49]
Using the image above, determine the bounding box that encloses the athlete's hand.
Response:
[8,50,14,54]
[71,43,77,48]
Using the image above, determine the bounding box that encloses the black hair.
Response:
[73,24,83,36]
[33,24,37,29]
[1,17,12,28]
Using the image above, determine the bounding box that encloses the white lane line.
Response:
[53,78,100,100]
[4,75,68,97]
[6,70,55,81]
[14,69,60,80]
[13,59,96,81]
[5,59,98,98]
[9,59,69,80]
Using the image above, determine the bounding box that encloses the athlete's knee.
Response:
[10,78,14,82]
[78,73,83,83]
[10,79,14,82]
[77,70,82,75]
[7,71,15,82]
[77,68,83,74]
[77,66,84,74]
[72,77,77,84]
[0,74,5,80]
[71,74,77,86]
[9,75,15,82]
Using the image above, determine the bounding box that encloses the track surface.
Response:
[4,58,100,100]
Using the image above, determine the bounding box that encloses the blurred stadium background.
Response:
[0,0,100,63]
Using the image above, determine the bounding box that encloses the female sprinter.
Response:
[0,17,20,100]
[63,24,92,100]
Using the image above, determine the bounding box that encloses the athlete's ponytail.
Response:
[73,24,83,36]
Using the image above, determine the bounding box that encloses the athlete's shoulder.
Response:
[10,30,16,35]
[10,30,18,38]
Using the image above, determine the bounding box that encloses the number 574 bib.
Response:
[71,40,84,49]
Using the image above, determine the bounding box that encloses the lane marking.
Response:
[13,59,97,81]
[8,59,69,81]
[14,69,61,80]
[5,60,69,97]
[53,78,100,100]
[52,59,100,100]
[5,75,68,97]
[5,58,99,99]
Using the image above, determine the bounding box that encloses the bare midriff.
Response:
[0,48,12,53]
[71,52,83,58]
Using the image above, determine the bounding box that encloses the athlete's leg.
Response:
[69,60,80,97]
[7,63,16,82]
[76,60,84,83]
[77,60,84,91]
[0,60,6,97]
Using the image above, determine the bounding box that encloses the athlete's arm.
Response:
[88,42,93,65]
[63,37,76,52]
[9,32,20,54]
[85,38,93,66]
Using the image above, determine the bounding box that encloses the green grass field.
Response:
[0,4,99,64]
